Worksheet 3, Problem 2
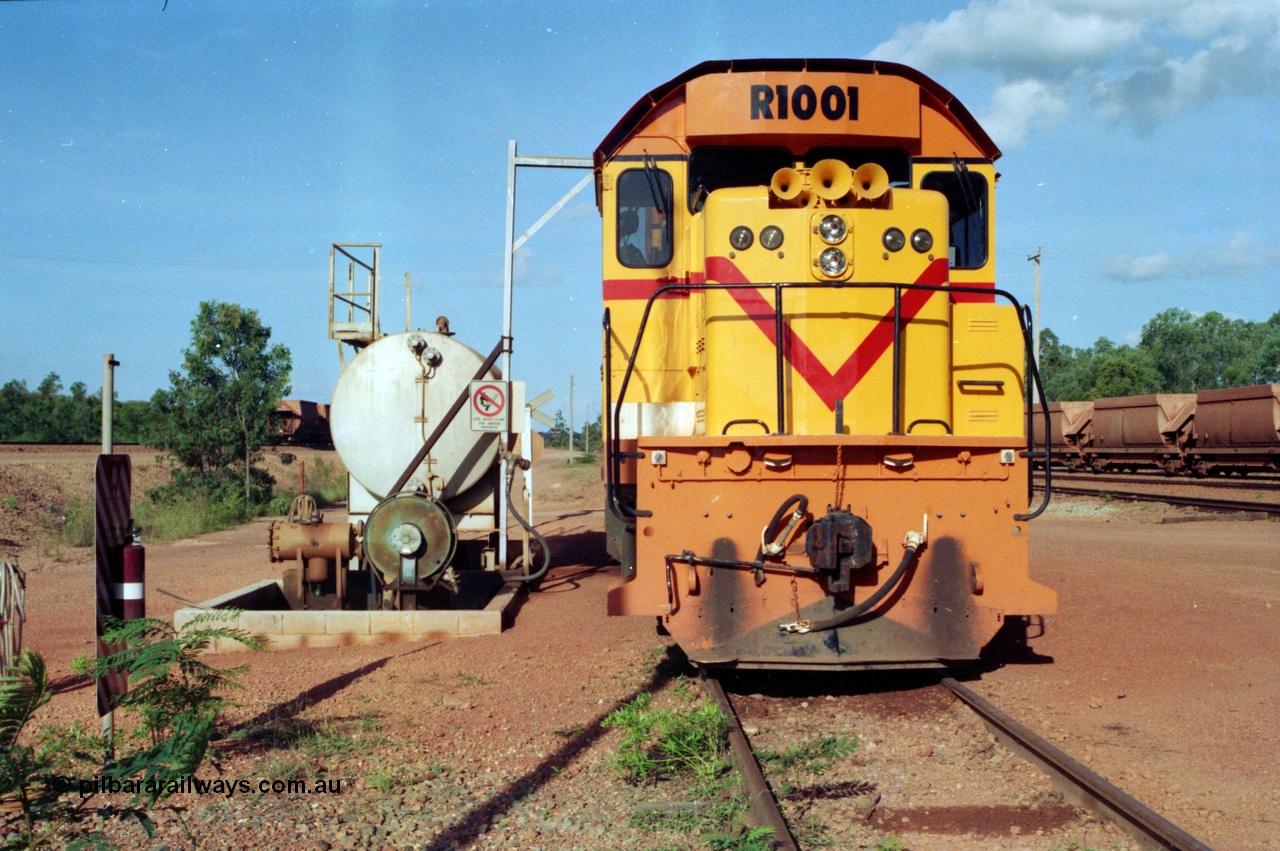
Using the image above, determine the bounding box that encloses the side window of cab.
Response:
[921,170,988,269]
[617,169,673,268]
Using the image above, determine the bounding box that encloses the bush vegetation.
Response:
[8,301,303,552]
[1040,307,1279,400]
[0,612,259,848]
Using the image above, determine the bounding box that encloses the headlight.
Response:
[882,227,905,252]
[760,225,784,250]
[818,215,847,244]
[911,228,934,253]
[729,226,754,250]
[818,248,847,276]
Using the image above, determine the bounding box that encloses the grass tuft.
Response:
[602,692,728,785]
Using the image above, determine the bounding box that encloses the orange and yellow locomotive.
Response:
[595,59,1055,670]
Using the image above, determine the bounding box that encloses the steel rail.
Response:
[1041,471,1280,492]
[701,673,798,851]
[1037,483,1280,515]
[942,678,1212,851]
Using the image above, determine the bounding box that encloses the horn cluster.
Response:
[769,167,812,207]
[768,161,890,206]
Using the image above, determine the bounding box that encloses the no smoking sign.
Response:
[469,380,509,432]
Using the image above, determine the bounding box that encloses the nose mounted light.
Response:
[818,247,847,276]
[729,226,754,251]
[911,228,934,253]
[882,227,905,252]
[760,225,784,250]
[818,215,847,244]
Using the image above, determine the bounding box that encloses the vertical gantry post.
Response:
[501,141,594,570]
[499,142,519,568]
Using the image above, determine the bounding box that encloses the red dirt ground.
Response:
[1,446,1277,848]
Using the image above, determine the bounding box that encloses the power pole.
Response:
[1028,247,1042,367]
[568,374,575,464]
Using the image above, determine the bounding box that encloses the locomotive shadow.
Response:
[973,615,1055,671]
[421,649,685,851]
[712,615,1053,701]
[219,643,439,755]
[49,673,92,696]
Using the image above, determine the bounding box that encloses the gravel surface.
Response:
[1,446,1277,849]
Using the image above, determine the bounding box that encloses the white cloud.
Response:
[980,79,1070,148]
[1211,230,1280,272]
[870,0,1280,140]
[1104,230,1280,280]
[1091,29,1280,130]
[869,0,1143,79]
[1105,251,1176,281]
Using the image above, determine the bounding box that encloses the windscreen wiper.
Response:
[951,153,979,218]
[642,152,670,215]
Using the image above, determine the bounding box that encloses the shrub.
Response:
[602,692,728,784]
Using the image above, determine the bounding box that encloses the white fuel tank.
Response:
[329,331,501,503]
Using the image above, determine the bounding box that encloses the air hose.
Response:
[756,494,809,561]
[499,453,552,583]
[780,530,925,634]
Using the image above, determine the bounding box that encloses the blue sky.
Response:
[3,1,1277,421]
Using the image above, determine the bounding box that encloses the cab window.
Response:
[687,146,793,212]
[617,169,673,268]
[921,170,988,269]
[806,147,911,186]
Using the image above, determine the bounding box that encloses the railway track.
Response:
[1043,470,1280,492]
[1037,482,1280,515]
[702,672,1212,850]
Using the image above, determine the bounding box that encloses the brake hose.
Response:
[756,494,809,561]
[780,530,925,634]
[499,454,552,583]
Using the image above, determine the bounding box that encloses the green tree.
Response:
[0,379,31,440]
[147,302,291,506]
[544,409,569,448]
[1140,307,1255,391]
[114,399,157,444]
[1038,329,1097,401]
[580,413,603,454]
[1089,345,1160,398]
[1245,311,1280,384]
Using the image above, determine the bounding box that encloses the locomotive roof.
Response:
[594,58,1001,168]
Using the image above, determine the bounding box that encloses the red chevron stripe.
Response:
[705,257,951,411]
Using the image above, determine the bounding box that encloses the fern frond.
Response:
[0,649,50,749]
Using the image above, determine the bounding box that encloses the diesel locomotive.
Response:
[595,59,1056,670]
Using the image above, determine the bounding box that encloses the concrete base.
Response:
[173,578,523,653]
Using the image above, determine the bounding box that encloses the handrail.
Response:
[604,279,1053,521]
[1016,303,1053,520]
[722,419,771,435]
[603,308,635,524]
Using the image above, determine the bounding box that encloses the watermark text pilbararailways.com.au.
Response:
[51,775,345,798]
